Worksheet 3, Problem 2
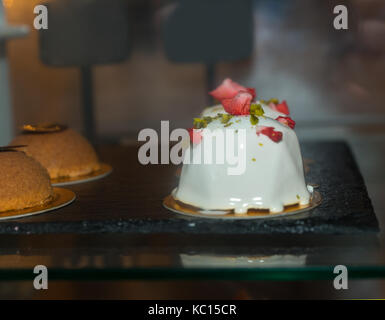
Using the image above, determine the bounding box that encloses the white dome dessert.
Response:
[174,101,311,214]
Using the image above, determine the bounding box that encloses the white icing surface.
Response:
[174,104,311,213]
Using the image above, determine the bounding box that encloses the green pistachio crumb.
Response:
[296,194,300,200]
[220,114,233,124]
[249,103,264,126]
[194,116,214,129]
[224,122,233,127]
[203,116,213,124]
[252,158,256,162]
[193,118,202,129]
[250,115,259,125]
[268,98,279,104]
[250,103,265,117]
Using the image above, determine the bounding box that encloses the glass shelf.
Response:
[0,233,385,281]
[0,143,383,282]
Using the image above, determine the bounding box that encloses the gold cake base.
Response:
[0,187,76,221]
[51,163,112,186]
[163,189,322,220]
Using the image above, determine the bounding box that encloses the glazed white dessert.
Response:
[174,102,311,214]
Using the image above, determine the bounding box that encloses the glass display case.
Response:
[1,0,385,299]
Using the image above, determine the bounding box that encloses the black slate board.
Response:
[0,142,379,235]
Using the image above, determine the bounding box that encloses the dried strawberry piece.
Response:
[256,126,283,143]
[276,116,296,129]
[209,78,256,101]
[245,88,256,100]
[221,91,253,115]
[187,128,203,144]
[269,100,290,115]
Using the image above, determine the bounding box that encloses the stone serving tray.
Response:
[0,142,379,235]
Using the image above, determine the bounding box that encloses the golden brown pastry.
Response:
[0,151,53,212]
[11,128,101,179]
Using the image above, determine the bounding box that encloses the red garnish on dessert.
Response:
[221,91,253,115]
[256,126,283,143]
[276,116,296,129]
[209,78,256,101]
[188,128,203,144]
[269,100,290,115]
[245,88,256,100]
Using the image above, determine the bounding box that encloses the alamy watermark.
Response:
[33,265,48,290]
[333,265,348,290]
[138,121,247,175]
[33,5,48,30]
[333,5,348,30]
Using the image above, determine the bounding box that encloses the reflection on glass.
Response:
[180,254,307,268]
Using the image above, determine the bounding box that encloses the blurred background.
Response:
[1,0,385,299]
[1,0,385,140]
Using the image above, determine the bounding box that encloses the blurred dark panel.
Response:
[38,0,132,142]
[163,0,253,63]
[40,0,131,66]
